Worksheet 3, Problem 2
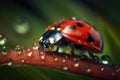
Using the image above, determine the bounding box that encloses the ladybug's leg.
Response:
[79,51,88,60]
[88,51,94,58]
[55,44,61,52]
[88,51,99,63]
[70,43,75,56]
[52,42,62,53]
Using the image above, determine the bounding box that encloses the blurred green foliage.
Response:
[0,0,120,80]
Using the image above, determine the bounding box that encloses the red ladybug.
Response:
[39,17,103,58]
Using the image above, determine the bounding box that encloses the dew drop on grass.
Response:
[32,42,39,50]
[15,45,23,54]
[1,46,9,55]
[0,34,7,46]
[101,55,110,65]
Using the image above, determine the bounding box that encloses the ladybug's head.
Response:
[39,30,63,48]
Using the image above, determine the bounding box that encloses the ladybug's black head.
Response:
[39,30,63,48]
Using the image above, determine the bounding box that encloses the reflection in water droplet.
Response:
[1,46,8,55]
[15,45,23,54]
[101,55,110,65]
[0,34,7,46]
[32,42,39,50]
[13,17,29,34]
[84,64,91,73]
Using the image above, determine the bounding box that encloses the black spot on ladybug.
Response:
[87,34,94,42]
[55,25,60,29]
[69,26,76,30]
[76,22,83,27]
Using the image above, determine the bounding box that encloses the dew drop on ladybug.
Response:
[39,18,103,59]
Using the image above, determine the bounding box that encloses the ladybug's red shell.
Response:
[46,19,103,53]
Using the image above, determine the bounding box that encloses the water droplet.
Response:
[73,57,79,62]
[1,46,8,55]
[32,42,39,50]
[80,55,88,60]
[111,64,120,73]
[54,57,58,61]
[72,17,77,20]
[5,57,13,66]
[74,63,79,67]
[41,55,45,59]
[62,66,68,70]
[15,45,23,54]
[100,65,105,71]
[84,64,89,68]
[62,59,66,63]
[21,59,25,63]
[101,67,104,71]
[27,48,32,51]
[0,34,7,46]
[27,52,33,57]
[116,68,120,73]
[7,62,12,66]
[41,62,44,64]
[92,55,99,63]
[112,72,115,76]
[13,17,29,34]
[40,51,44,54]
[64,55,68,59]
[101,55,110,64]
[26,48,33,57]
[86,68,91,73]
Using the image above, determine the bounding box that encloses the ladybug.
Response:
[39,17,103,58]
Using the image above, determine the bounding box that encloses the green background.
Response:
[0,0,120,80]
